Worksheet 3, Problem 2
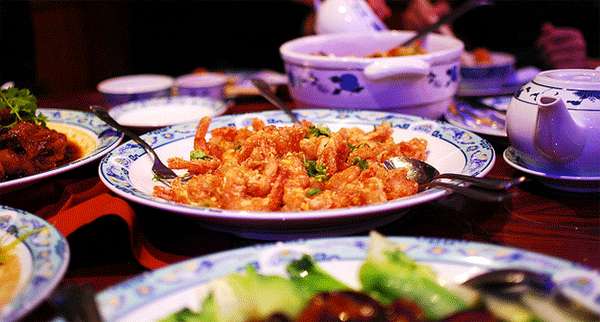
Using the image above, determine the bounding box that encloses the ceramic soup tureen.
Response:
[506,69,600,176]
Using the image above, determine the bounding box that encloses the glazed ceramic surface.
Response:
[108,96,228,129]
[0,109,123,193]
[460,52,515,87]
[97,75,174,106]
[92,236,599,322]
[504,147,600,192]
[99,109,494,240]
[314,0,387,34]
[444,100,506,137]
[0,205,69,322]
[457,66,539,97]
[506,69,600,176]
[280,31,464,119]
[175,73,228,99]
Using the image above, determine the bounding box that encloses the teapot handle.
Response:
[313,0,322,9]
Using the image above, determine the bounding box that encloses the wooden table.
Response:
[4,91,599,321]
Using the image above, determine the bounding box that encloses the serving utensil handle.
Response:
[90,105,160,161]
[427,181,511,203]
[435,174,526,190]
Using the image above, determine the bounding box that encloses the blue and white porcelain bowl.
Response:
[460,51,515,89]
[175,73,228,99]
[97,74,174,106]
[280,31,464,119]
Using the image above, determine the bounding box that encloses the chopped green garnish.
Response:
[306,188,321,197]
[353,157,369,170]
[190,149,212,160]
[347,143,368,152]
[303,160,328,182]
[307,125,331,138]
[0,87,47,128]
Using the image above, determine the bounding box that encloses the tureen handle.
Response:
[364,58,430,81]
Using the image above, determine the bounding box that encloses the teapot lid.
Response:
[535,69,600,91]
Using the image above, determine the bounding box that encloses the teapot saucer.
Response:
[503,147,600,193]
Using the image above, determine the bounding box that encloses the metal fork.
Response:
[90,105,189,186]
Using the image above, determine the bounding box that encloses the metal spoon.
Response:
[384,156,525,202]
[90,105,189,185]
[399,0,493,47]
[251,78,300,123]
[463,269,600,321]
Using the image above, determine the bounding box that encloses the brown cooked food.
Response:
[0,89,79,181]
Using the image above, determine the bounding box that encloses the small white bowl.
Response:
[175,73,228,99]
[97,74,174,106]
[108,96,228,129]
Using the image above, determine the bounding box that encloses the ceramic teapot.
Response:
[313,0,387,34]
[506,69,600,176]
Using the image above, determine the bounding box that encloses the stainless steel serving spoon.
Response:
[463,269,600,321]
[383,157,523,202]
[383,156,526,191]
[90,105,190,186]
[251,78,300,123]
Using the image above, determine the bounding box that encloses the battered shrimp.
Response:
[153,117,427,211]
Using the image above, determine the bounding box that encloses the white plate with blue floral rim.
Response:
[479,95,512,112]
[444,101,507,137]
[87,235,599,322]
[108,96,229,129]
[504,147,600,193]
[98,109,495,240]
[0,108,123,193]
[0,205,69,322]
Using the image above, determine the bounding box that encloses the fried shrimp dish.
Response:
[153,117,427,211]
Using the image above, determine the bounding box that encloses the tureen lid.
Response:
[535,69,600,91]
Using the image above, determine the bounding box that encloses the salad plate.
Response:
[0,109,123,193]
[444,100,507,137]
[0,205,69,322]
[92,234,599,321]
[108,96,229,129]
[99,109,495,240]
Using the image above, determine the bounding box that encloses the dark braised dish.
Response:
[0,88,80,181]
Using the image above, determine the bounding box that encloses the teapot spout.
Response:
[534,96,586,163]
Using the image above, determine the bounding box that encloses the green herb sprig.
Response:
[304,160,329,182]
[0,88,47,128]
[307,125,331,138]
[353,157,369,170]
[306,188,321,197]
[190,149,212,161]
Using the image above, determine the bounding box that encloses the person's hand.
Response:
[367,0,391,20]
[401,0,453,36]
[536,23,588,69]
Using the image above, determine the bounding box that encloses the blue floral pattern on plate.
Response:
[0,205,69,322]
[0,109,123,193]
[93,236,599,321]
